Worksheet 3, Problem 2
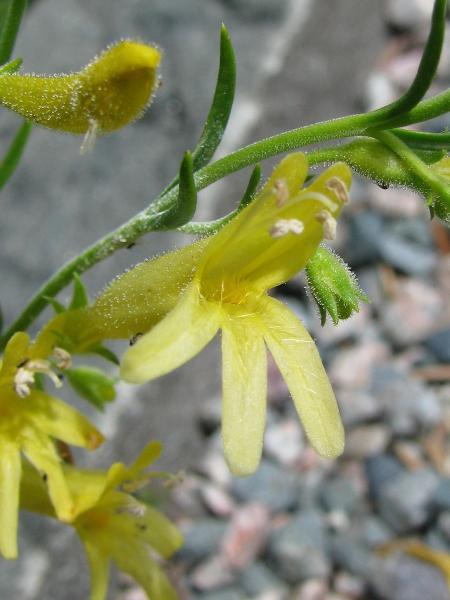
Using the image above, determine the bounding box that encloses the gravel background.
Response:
[1,1,449,599]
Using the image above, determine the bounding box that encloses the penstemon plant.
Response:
[0,0,449,597]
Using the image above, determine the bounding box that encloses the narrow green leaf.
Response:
[178,164,262,235]
[239,164,261,209]
[191,24,236,171]
[0,56,21,74]
[158,151,197,228]
[0,0,27,65]
[66,366,116,411]
[42,295,65,314]
[69,273,89,310]
[0,120,31,191]
[392,128,450,152]
[157,24,236,198]
[369,0,447,127]
[88,344,120,366]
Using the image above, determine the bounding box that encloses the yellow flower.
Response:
[0,40,160,137]
[0,332,103,558]
[21,441,183,600]
[92,153,351,475]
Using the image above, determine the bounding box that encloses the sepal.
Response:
[66,366,116,411]
[306,246,369,326]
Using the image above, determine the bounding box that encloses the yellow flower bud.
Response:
[0,40,161,136]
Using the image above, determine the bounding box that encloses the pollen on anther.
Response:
[53,347,72,370]
[326,177,349,204]
[273,179,289,207]
[316,210,337,240]
[14,368,34,398]
[269,218,304,239]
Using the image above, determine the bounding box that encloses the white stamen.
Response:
[117,502,147,518]
[316,210,337,240]
[269,218,304,239]
[273,178,289,207]
[53,347,72,370]
[17,358,63,392]
[326,176,349,204]
[14,368,35,398]
[164,470,185,489]
[301,191,339,212]
[80,118,99,155]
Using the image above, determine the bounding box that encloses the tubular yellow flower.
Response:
[21,441,183,600]
[0,40,160,136]
[91,153,351,476]
[0,332,103,559]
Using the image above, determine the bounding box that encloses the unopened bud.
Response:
[0,40,161,138]
[306,246,369,325]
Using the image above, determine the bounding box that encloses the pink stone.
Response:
[329,340,390,389]
[264,419,304,466]
[201,483,235,517]
[292,579,329,600]
[221,503,270,570]
[190,555,234,591]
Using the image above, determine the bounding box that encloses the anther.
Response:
[316,210,337,240]
[116,503,147,518]
[269,218,304,239]
[273,179,289,207]
[22,358,63,390]
[164,470,185,489]
[14,368,35,398]
[53,347,72,370]
[326,177,349,204]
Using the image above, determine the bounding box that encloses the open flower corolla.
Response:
[91,154,351,475]
[0,332,103,558]
[21,441,182,600]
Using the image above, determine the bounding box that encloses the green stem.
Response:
[0,111,374,348]
[3,81,450,348]
[372,87,450,129]
[361,0,446,128]
[0,120,31,190]
[0,0,26,65]
[392,128,450,151]
[373,129,450,201]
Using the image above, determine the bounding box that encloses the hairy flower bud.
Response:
[0,40,161,137]
[306,246,368,326]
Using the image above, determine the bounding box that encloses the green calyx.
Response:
[306,246,369,326]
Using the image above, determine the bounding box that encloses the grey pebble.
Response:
[433,479,450,511]
[192,588,245,600]
[343,212,383,267]
[358,515,394,548]
[319,477,362,516]
[268,510,330,583]
[370,554,450,600]
[425,328,450,363]
[425,526,450,552]
[384,0,433,31]
[437,511,450,544]
[177,519,228,565]
[231,460,300,513]
[371,366,441,435]
[378,469,440,533]
[329,533,380,578]
[240,562,288,597]
[378,235,436,276]
[365,453,405,502]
